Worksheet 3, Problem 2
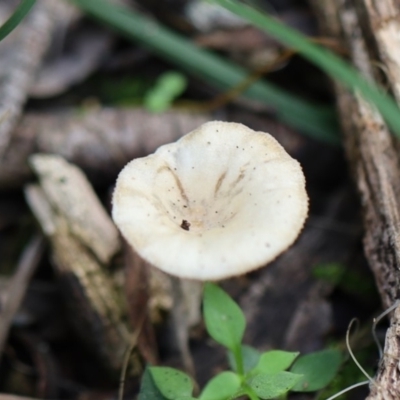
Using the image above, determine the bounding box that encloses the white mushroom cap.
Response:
[112,121,308,281]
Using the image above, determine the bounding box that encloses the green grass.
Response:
[69,0,340,144]
[0,0,36,42]
[212,0,400,138]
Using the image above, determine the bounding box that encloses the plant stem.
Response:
[233,345,244,376]
[242,384,260,400]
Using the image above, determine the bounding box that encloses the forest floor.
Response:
[0,1,393,399]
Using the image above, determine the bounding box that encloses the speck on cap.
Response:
[112,121,308,280]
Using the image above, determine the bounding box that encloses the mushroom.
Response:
[112,121,308,281]
[112,121,308,373]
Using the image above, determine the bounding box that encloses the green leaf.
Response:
[199,371,241,400]
[69,0,340,143]
[212,0,400,140]
[290,349,342,392]
[158,71,187,93]
[100,76,150,105]
[312,263,346,286]
[228,345,261,374]
[139,366,169,400]
[149,367,193,400]
[253,350,299,374]
[313,263,378,301]
[248,371,302,399]
[316,347,372,400]
[144,71,187,112]
[0,0,36,42]
[203,283,245,352]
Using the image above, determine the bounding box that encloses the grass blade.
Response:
[212,0,400,138]
[70,0,340,143]
[0,0,36,42]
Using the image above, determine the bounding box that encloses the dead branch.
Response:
[360,0,400,103]
[28,154,120,264]
[1,108,210,189]
[0,235,45,361]
[0,396,43,400]
[24,155,140,376]
[309,0,400,398]
[0,0,75,156]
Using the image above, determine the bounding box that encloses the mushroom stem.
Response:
[169,276,203,376]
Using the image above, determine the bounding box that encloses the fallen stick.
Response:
[0,0,75,156]
[0,235,44,361]
[310,0,400,398]
[1,108,210,189]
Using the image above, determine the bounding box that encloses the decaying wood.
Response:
[0,0,76,156]
[29,15,112,98]
[360,0,400,103]
[0,236,44,361]
[24,155,139,376]
[310,0,400,397]
[372,304,400,399]
[1,108,210,189]
[0,396,43,400]
[28,155,120,264]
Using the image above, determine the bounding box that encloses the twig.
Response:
[25,157,140,375]
[0,395,44,400]
[118,313,146,400]
[0,0,73,156]
[0,108,210,189]
[0,235,45,360]
[309,0,400,397]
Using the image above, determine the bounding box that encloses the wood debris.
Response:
[0,0,76,156]
[0,108,210,189]
[310,0,400,397]
[24,154,139,376]
[0,236,44,362]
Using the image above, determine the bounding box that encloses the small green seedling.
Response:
[139,283,342,400]
[144,71,187,112]
[313,263,378,303]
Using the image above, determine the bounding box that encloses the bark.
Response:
[309,0,400,398]
[1,108,210,189]
[24,155,140,377]
[0,0,75,156]
[0,236,44,361]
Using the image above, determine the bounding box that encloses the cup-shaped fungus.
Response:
[112,121,308,281]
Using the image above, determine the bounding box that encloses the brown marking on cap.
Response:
[181,220,191,231]
[214,170,227,196]
[158,165,189,204]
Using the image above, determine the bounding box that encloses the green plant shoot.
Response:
[139,284,342,400]
[290,349,343,392]
[203,283,246,375]
[144,71,188,112]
